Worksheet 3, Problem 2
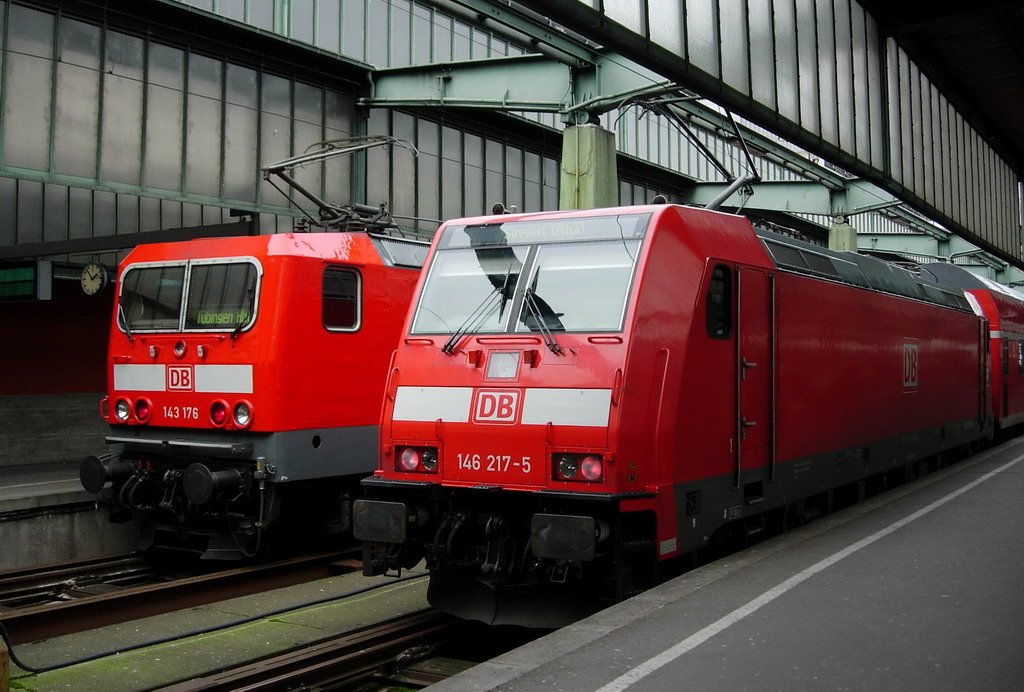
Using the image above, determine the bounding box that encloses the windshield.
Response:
[120,260,259,333]
[515,241,639,333]
[411,213,648,336]
[412,246,528,334]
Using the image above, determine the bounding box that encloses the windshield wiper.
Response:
[231,281,258,341]
[118,303,134,342]
[441,288,502,355]
[497,264,516,321]
[523,288,564,355]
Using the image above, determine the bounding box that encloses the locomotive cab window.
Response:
[184,262,258,331]
[323,267,360,331]
[120,265,186,331]
[119,258,261,333]
[411,213,648,335]
[706,264,732,339]
[513,241,640,333]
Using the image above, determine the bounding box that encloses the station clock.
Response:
[80,261,110,296]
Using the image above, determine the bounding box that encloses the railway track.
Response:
[0,550,360,646]
[5,558,545,691]
[0,552,159,609]
[158,608,466,691]
[155,608,546,691]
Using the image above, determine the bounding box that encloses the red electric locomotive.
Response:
[354,203,992,626]
[81,230,426,558]
[923,263,1024,432]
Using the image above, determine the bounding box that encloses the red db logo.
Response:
[473,389,521,424]
[167,365,194,391]
[902,340,918,392]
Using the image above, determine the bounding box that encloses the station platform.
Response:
[438,437,1024,690]
[0,462,91,509]
[0,462,138,570]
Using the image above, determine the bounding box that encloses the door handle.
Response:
[741,416,757,439]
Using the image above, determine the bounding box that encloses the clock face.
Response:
[81,262,109,296]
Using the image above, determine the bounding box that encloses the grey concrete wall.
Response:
[0,394,107,467]
[0,508,139,571]
[0,476,141,570]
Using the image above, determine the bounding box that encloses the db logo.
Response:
[902,340,919,391]
[167,365,194,391]
[473,389,521,424]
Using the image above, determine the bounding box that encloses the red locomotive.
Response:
[80,230,426,558]
[354,203,997,626]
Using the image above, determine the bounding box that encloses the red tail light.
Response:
[553,453,604,483]
[580,455,603,481]
[210,400,228,426]
[399,447,422,471]
[396,446,439,473]
[135,398,152,423]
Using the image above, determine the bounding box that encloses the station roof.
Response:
[859,0,1024,175]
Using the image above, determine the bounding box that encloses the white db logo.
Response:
[167,365,194,391]
[473,389,520,424]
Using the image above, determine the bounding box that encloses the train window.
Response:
[323,267,361,331]
[513,240,640,333]
[1018,342,1023,375]
[120,265,186,331]
[184,262,258,331]
[412,222,644,335]
[412,246,529,334]
[706,265,732,339]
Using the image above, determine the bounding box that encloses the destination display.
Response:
[439,213,650,249]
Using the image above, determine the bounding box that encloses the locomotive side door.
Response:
[735,267,773,487]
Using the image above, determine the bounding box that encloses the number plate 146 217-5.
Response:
[456,453,532,474]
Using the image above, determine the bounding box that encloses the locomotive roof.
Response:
[122,231,427,268]
[756,229,972,313]
[921,262,1024,302]
[439,204,973,313]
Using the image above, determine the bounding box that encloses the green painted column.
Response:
[828,215,858,252]
[559,124,618,210]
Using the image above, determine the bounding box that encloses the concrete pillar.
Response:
[828,215,858,252]
[559,124,618,210]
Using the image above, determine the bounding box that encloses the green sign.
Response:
[0,261,52,301]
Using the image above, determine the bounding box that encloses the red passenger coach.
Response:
[923,263,1024,431]
[354,204,992,626]
[81,231,426,558]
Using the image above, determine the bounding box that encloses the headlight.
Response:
[114,398,131,422]
[233,401,253,428]
[557,455,579,479]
